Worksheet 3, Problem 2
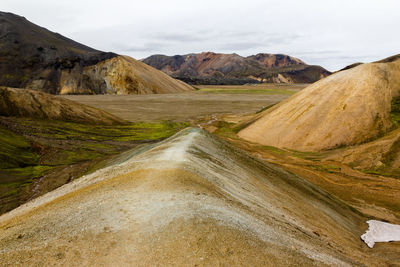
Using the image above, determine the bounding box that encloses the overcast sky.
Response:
[2,0,399,71]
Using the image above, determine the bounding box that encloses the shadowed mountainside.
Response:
[0,12,193,94]
[142,52,331,85]
[239,55,400,152]
[1,128,397,266]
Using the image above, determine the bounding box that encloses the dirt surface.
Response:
[63,91,297,122]
[2,128,398,266]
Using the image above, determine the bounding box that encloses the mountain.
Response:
[0,12,193,94]
[142,52,331,85]
[1,127,395,266]
[238,55,400,152]
[0,87,126,125]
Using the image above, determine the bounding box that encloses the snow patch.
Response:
[361,220,400,248]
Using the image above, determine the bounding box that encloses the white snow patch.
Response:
[361,220,400,248]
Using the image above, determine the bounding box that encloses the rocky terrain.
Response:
[142,52,331,85]
[239,55,400,151]
[1,128,398,266]
[0,12,193,94]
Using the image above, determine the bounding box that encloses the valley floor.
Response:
[62,84,306,122]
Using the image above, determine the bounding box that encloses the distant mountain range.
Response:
[142,52,331,85]
[0,12,193,94]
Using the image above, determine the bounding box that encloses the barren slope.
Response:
[73,55,194,95]
[0,87,125,125]
[0,128,396,266]
[239,58,400,151]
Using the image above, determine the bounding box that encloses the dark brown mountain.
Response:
[142,52,331,85]
[0,12,193,94]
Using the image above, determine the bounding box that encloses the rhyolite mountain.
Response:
[0,11,193,94]
[239,54,400,152]
[142,52,331,85]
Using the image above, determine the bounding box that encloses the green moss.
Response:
[214,121,238,139]
[260,145,285,155]
[16,119,189,142]
[3,166,54,179]
[0,126,39,169]
[390,96,400,128]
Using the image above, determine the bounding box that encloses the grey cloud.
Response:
[218,41,265,51]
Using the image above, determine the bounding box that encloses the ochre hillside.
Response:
[239,56,400,151]
[142,52,330,85]
[1,128,397,266]
[0,87,126,125]
[0,12,193,94]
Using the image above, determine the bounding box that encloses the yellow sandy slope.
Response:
[57,55,194,95]
[239,58,400,151]
[0,128,396,266]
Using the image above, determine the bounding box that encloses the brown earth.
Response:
[0,12,193,95]
[1,128,398,266]
[238,57,400,151]
[0,87,126,125]
[62,85,302,122]
[142,52,331,85]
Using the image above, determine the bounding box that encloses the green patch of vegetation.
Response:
[3,165,54,179]
[0,126,39,169]
[390,96,400,128]
[18,119,189,142]
[308,164,341,173]
[260,145,285,155]
[214,121,238,139]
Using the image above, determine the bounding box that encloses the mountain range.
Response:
[142,52,331,85]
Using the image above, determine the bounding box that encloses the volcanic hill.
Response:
[0,12,193,94]
[142,52,331,85]
[239,55,400,152]
[1,128,397,266]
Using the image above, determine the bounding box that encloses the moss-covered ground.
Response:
[390,96,400,128]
